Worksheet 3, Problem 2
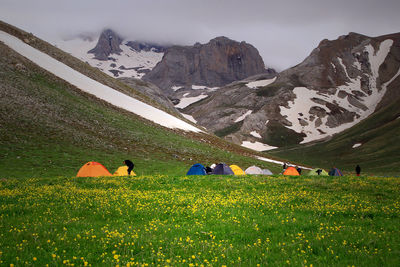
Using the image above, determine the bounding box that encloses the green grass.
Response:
[0,174,399,266]
[263,121,306,147]
[214,121,244,138]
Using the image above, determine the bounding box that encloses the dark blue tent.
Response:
[186,163,206,175]
[211,163,234,175]
[328,167,343,176]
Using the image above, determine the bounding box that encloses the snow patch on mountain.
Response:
[54,37,163,78]
[191,85,219,91]
[175,94,208,109]
[181,114,197,123]
[241,141,277,151]
[353,61,362,71]
[366,39,394,89]
[246,77,276,89]
[352,143,362,148]
[235,110,252,122]
[337,57,350,78]
[172,85,183,91]
[250,131,262,138]
[280,39,394,143]
[0,31,201,133]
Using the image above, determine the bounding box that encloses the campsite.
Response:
[1,9,400,266]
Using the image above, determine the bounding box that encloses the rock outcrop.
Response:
[88,29,123,60]
[143,36,274,94]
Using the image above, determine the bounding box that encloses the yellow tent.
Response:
[113,166,136,176]
[229,164,245,175]
[76,161,112,177]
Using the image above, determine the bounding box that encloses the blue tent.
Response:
[186,163,206,175]
[212,163,234,175]
[329,167,343,176]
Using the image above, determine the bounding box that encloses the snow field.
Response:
[352,143,362,148]
[234,110,252,122]
[246,77,276,89]
[241,141,277,151]
[250,131,262,138]
[54,37,163,78]
[191,85,219,91]
[175,94,208,109]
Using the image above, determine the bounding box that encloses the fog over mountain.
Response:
[1,0,399,70]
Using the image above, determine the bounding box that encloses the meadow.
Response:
[1,174,399,266]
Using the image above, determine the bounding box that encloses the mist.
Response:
[1,0,399,70]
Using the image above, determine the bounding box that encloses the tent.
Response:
[283,166,300,176]
[76,161,112,177]
[262,169,273,175]
[245,165,263,175]
[187,163,206,175]
[329,167,343,176]
[113,166,137,176]
[212,163,234,175]
[230,165,245,175]
[307,168,329,176]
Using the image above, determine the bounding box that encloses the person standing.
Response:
[124,160,135,175]
[355,165,361,176]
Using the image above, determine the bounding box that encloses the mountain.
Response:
[143,36,275,95]
[0,20,283,178]
[54,29,166,79]
[55,30,277,122]
[183,32,400,151]
[88,29,123,60]
[268,95,400,175]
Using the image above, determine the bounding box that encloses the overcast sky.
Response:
[1,0,399,71]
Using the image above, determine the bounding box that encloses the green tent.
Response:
[307,168,329,176]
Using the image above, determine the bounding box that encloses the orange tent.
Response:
[283,166,300,176]
[76,161,112,177]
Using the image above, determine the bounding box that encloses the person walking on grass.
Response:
[355,165,361,176]
[124,160,135,175]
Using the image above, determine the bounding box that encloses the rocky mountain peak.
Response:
[143,36,273,93]
[88,29,123,60]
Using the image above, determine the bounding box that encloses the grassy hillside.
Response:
[268,97,400,176]
[1,175,399,265]
[0,29,282,179]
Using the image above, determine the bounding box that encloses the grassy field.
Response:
[1,174,399,266]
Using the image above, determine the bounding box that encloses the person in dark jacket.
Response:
[205,166,213,175]
[124,160,135,175]
[355,165,361,176]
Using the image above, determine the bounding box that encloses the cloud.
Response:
[1,0,399,70]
